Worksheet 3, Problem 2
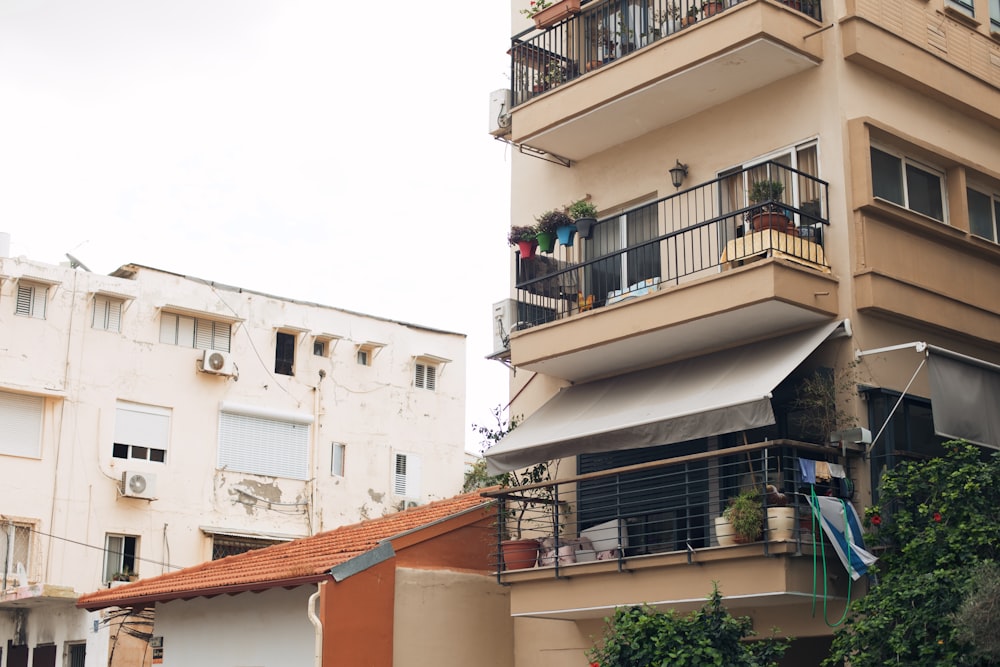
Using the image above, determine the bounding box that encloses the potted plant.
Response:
[521,0,582,29]
[702,0,725,17]
[568,199,599,239]
[717,488,764,544]
[682,3,699,26]
[509,224,539,259]
[535,210,571,253]
[748,179,795,234]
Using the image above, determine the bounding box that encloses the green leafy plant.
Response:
[519,0,553,18]
[465,406,555,540]
[824,441,1000,667]
[567,199,598,220]
[749,179,785,204]
[790,362,861,443]
[508,224,539,246]
[722,488,764,542]
[587,585,790,666]
[535,209,573,235]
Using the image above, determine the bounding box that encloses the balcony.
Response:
[509,0,824,160]
[508,162,839,381]
[482,439,864,622]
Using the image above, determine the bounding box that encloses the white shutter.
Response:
[115,402,170,450]
[218,412,309,480]
[194,318,214,350]
[0,391,44,458]
[425,365,437,391]
[415,363,437,391]
[415,364,426,388]
[394,453,421,498]
[15,284,46,319]
[93,296,123,332]
[213,322,231,352]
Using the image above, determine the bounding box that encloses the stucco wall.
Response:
[393,568,513,667]
[152,586,317,667]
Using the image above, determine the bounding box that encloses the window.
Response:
[92,295,124,332]
[414,363,437,391]
[211,534,279,560]
[2,520,35,584]
[0,391,43,458]
[967,187,1000,242]
[104,534,139,582]
[159,312,231,351]
[68,643,86,667]
[313,340,327,356]
[393,453,421,498]
[14,282,47,319]
[217,408,311,480]
[356,342,384,366]
[584,200,660,303]
[332,442,346,476]
[275,331,296,376]
[991,0,1000,31]
[946,0,974,17]
[113,402,170,463]
[871,146,946,221]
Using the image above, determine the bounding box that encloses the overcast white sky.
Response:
[0,0,515,452]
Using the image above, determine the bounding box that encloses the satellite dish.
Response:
[65,253,91,272]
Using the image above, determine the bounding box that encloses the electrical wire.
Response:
[23,525,189,572]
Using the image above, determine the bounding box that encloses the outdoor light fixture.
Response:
[669,160,688,189]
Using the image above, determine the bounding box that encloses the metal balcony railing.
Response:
[482,439,856,577]
[510,0,822,106]
[513,161,830,328]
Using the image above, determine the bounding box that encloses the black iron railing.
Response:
[512,161,830,328]
[510,0,822,106]
[482,439,857,577]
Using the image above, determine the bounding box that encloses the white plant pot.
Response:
[767,507,796,541]
[714,516,737,547]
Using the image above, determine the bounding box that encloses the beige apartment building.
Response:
[485,0,1000,663]
[0,250,466,667]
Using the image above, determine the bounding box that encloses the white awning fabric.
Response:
[486,320,845,474]
[927,346,1000,450]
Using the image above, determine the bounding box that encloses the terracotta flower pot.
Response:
[531,0,581,29]
[501,539,539,570]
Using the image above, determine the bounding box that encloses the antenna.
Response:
[65,253,91,272]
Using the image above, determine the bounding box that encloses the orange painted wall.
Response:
[394,516,495,571]
[322,559,396,667]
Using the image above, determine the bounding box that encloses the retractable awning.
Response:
[927,346,1000,448]
[486,320,846,474]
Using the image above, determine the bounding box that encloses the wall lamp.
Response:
[669,160,688,189]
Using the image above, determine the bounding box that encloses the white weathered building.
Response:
[0,253,466,666]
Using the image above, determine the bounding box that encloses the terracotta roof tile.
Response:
[78,489,497,610]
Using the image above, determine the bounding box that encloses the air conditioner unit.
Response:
[121,471,157,500]
[488,88,512,137]
[200,349,235,376]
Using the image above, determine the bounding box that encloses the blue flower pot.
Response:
[556,224,577,247]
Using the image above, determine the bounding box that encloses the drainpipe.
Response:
[308,582,323,667]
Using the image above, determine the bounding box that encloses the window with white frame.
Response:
[414,363,437,391]
[2,519,36,584]
[0,390,44,458]
[332,442,346,476]
[92,295,124,332]
[356,342,384,367]
[159,312,231,352]
[967,186,1000,243]
[104,534,139,582]
[15,282,47,319]
[393,452,421,498]
[991,0,1000,31]
[113,401,170,463]
[870,146,946,222]
[217,408,311,480]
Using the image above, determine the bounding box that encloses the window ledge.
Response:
[941,5,980,27]
[861,199,1000,261]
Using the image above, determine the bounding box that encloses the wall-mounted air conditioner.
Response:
[200,349,235,377]
[488,89,512,137]
[121,471,157,500]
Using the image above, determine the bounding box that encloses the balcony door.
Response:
[584,200,660,305]
[719,140,822,241]
[585,0,655,64]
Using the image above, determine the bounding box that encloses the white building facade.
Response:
[0,255,467,667]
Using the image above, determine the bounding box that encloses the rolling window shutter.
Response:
[0,391,44,457]
[115,403,170,450]
[194,319,214,350]
[394,454,408,494]
[218,412,309,480]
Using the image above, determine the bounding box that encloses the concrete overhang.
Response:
[511,1,824,161]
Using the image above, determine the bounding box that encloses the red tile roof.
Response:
[78,489,496,610]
